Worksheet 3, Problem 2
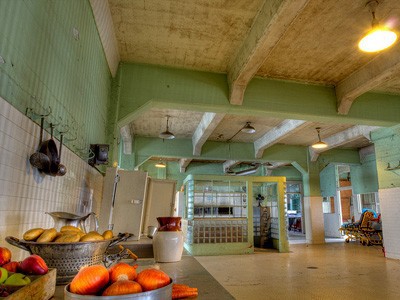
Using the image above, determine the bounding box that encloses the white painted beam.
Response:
[89,0,120,77]
[336,46,400,115]
[309,125,380,162]
[179,158,192,173]
[192,112,225,156]
[223,160,240,173]
[228,0,309,105]
[254,120,307,158]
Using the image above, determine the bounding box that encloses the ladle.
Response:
[57,133,67,176]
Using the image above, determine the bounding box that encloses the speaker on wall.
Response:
[89,144,109,166]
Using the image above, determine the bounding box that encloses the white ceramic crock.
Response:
[153,231,184,262]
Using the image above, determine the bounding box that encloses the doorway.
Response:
[286,182,305,242]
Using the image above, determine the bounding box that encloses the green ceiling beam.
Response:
[133,137,307,167]
[132,137,359,170]
[117,63,400,127]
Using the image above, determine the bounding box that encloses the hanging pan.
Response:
[38,124,59,176]
[29,117,51,171]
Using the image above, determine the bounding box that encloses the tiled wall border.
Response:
[0,96,104,260]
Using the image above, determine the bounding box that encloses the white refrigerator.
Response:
[99,168,148,240]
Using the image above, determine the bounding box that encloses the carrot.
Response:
[172,289,198,299]
[173,284,195,289]
[172,284,198,299]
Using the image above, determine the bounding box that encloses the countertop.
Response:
[52,254,235,299]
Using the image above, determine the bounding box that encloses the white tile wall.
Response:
[0,96,104,260]
[379,187,400,259]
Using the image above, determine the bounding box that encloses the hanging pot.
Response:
[29,117,51,171]
[39,139,59,176]
[38,124,59,176]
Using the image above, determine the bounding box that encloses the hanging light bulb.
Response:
[159,115,175,139]
[311,127,328,149]
[241,122,256,134]
[358,1,397,52]
[155,161,166,168]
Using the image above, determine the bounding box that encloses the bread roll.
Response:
[37,228,58,242]
[23,228,45,241]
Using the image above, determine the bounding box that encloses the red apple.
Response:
[2,261,20,273]
[0,247,11,266]
[70,265,109,295]
[135,269,170,291]
[19,254,48,275]
[109,262,138,283]
[102,280,142,296]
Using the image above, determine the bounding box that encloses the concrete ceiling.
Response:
[92,0,400,169]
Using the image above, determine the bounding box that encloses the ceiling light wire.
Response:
[311,127,328,149]
[159,115,175,140]
[226,122,256,142]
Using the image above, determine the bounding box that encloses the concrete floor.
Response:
[195,242,400,300]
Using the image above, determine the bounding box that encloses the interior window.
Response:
[358,192,380,214]
[322,196,335,214]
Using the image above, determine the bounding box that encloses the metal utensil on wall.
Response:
[56,133,67,176]
[39,123,59,176]
[29,117,51,171]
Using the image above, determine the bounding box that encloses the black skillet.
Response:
[39,124,59,176]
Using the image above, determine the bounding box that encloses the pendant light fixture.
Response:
[358,0,397,52]
[311,127,328,149]
[159,115,175,140]
[240,122,256,134]
[226,122,256,142]
[155,161,166,168]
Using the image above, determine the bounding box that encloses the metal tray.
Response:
[64,279,173,300]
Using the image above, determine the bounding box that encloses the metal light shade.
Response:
[155,162,166,168]
[312,127,328,149]
[359,0,397,52]
[359,28,397,52]
[159,116,175,139]
[312,141,328,149]
[241,122,256,134]
[159,130,175,139]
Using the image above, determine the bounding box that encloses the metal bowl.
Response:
[6,233,132,285]
[64,279,173,300]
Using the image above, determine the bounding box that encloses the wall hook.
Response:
[385,161,400,171]
[26,105,52,118]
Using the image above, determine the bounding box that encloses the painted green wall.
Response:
[320,164,337,197]
[132,136,309,167]
[139,160,225,190]
[116,63,400,128]
[0,0,112,154]
[372,125,400,189]
[351,154,378,194]
[270,166,302,181]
